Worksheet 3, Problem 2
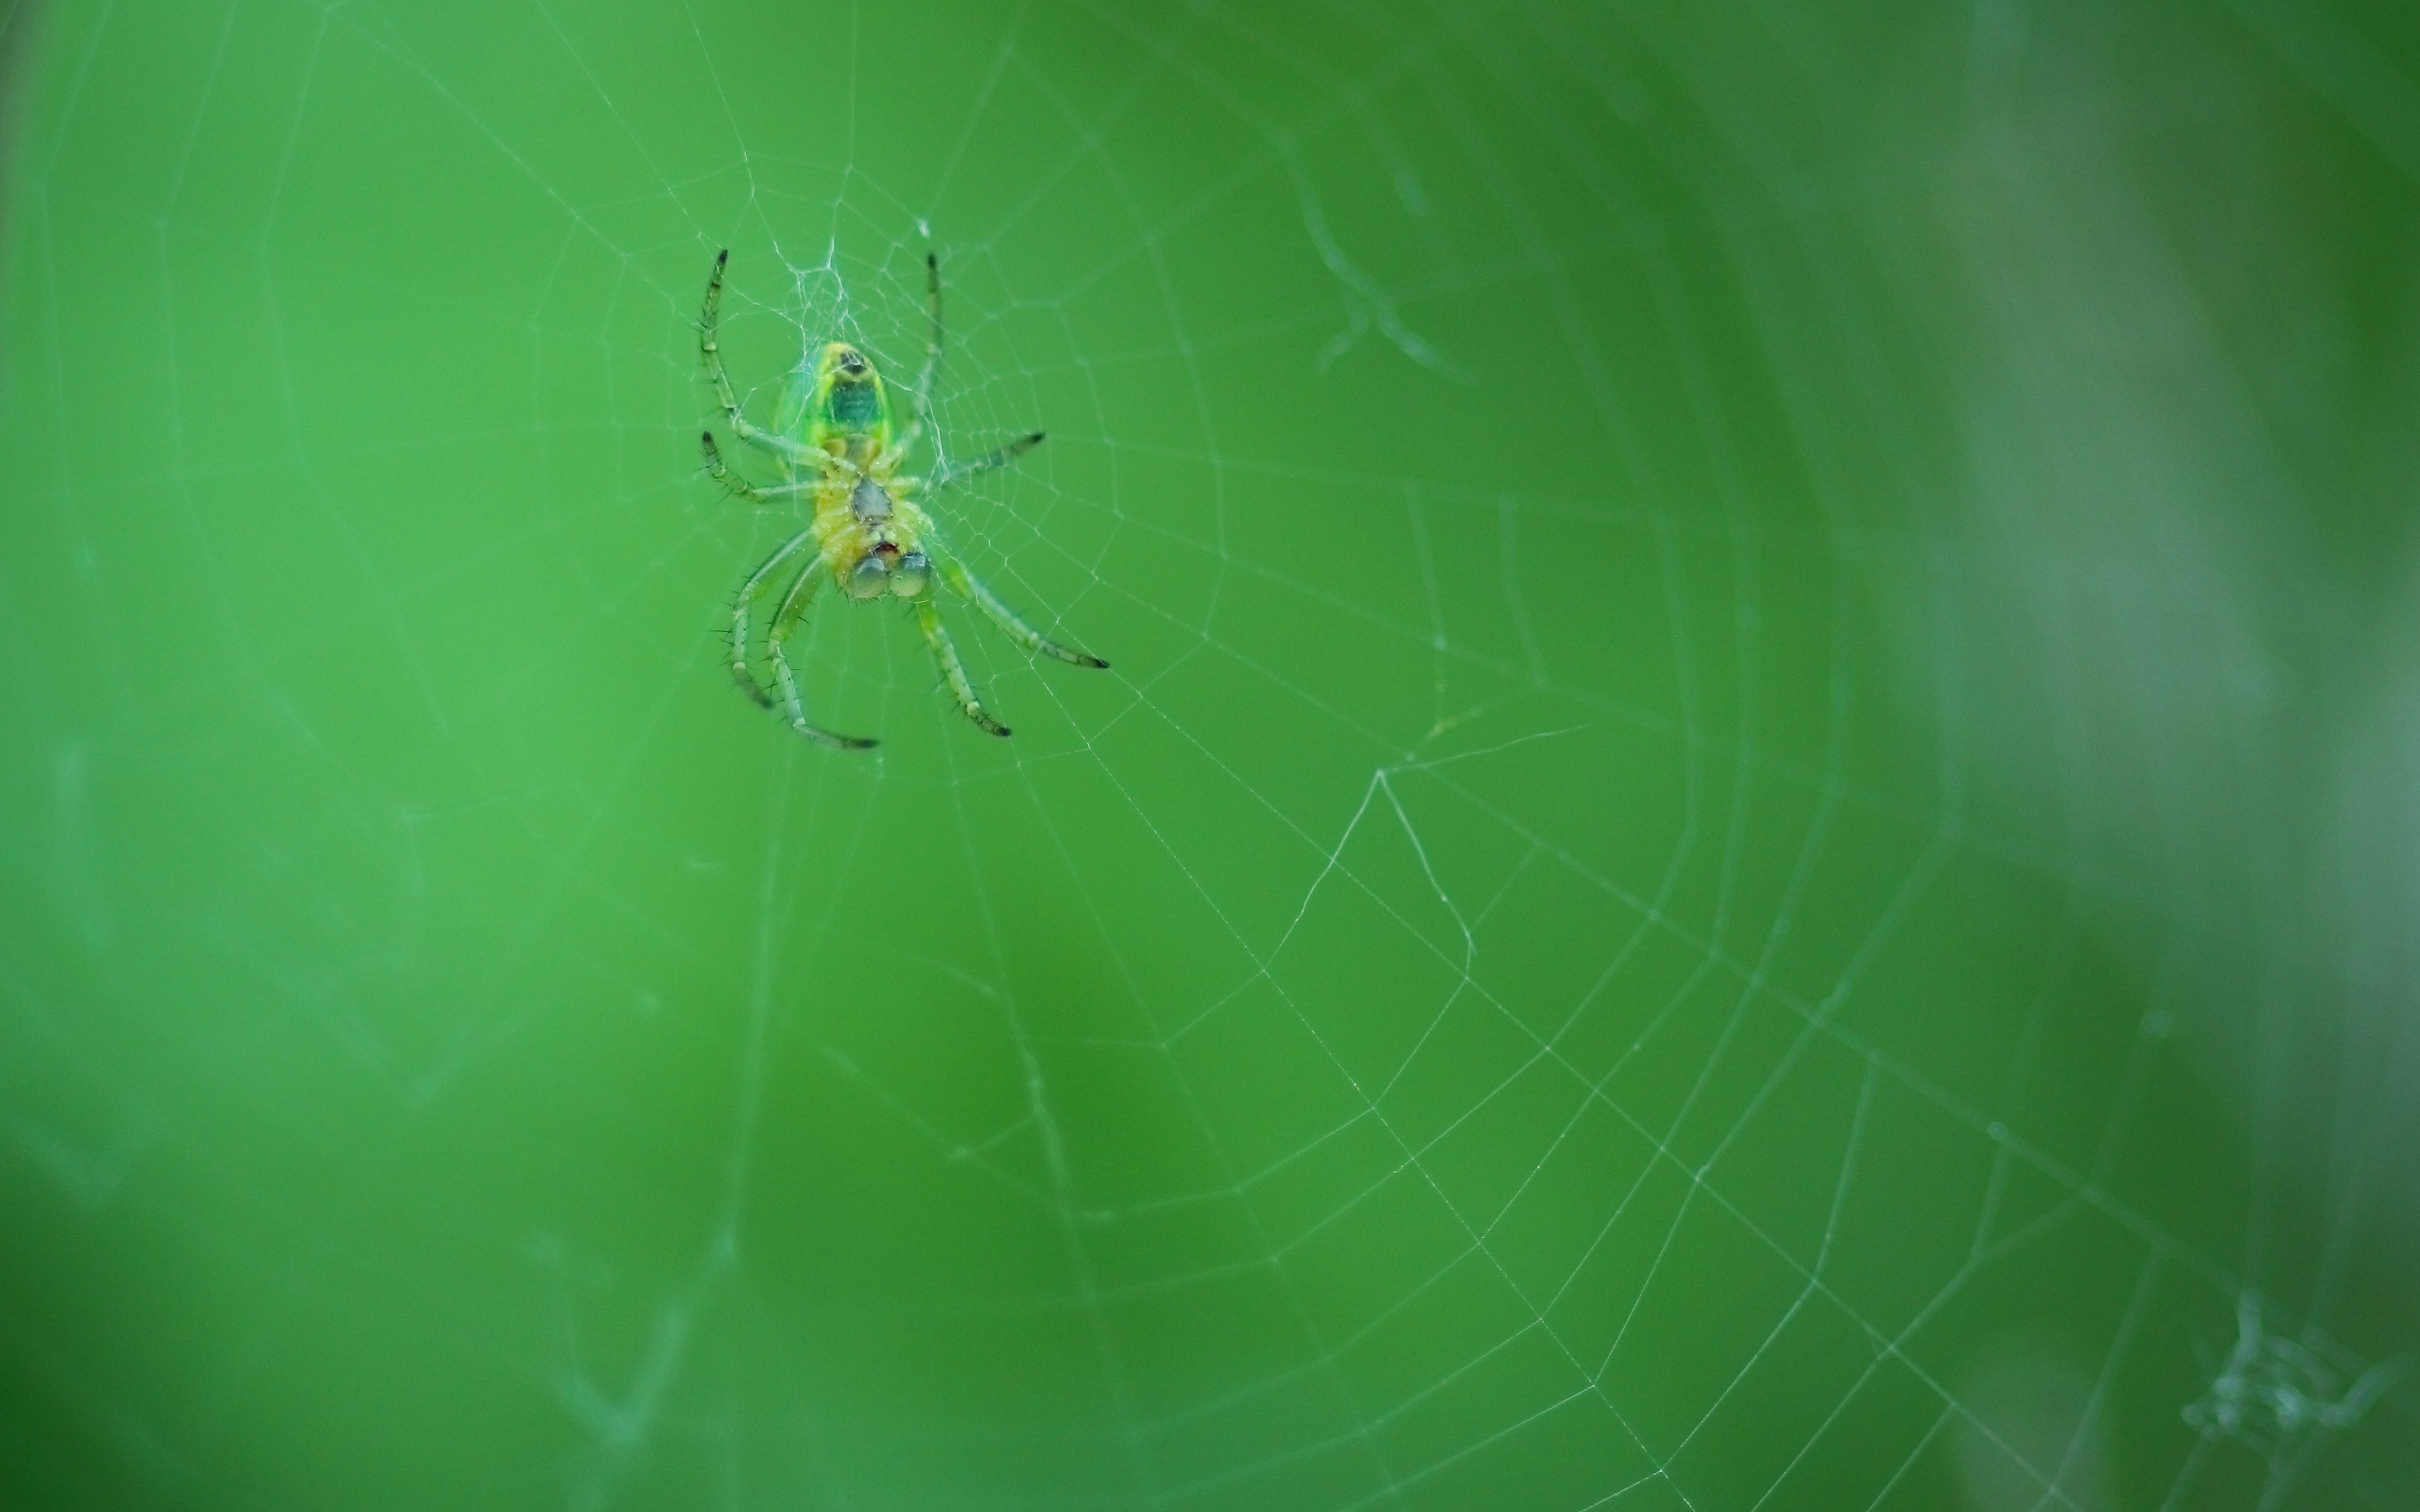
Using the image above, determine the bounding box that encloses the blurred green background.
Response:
[2,0,2415,1507]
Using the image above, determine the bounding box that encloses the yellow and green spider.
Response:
[699,248,1107,748]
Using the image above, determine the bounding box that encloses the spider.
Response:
[699,247,1106,748]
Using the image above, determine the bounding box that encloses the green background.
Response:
[2,0,2415,1507]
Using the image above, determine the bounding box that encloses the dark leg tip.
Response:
[1083,656,1110,670]
[802,724,879,750]
[715,248,729,266]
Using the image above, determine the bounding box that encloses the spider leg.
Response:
[920,249,943,412]
[700,248,821,466]
[700,431,818,504]
[889,250,946,461]
[915,600,1010,737]
[933,430,1044,492]
[729,526,820,706]
[895,244,939,447]
[765,565,877,750]
[942,557,1109,669]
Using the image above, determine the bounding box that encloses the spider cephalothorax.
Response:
[699,249,1106,747]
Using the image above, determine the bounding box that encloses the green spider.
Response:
[699,248,1107,748]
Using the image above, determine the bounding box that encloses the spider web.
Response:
[0,0,2415,1509]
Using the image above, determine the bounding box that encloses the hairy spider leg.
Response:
[915,599,1009,737]
[942,558,1110,669]
[919,249,943,414]
[700,430,819,505]
[729,526,820,705]
[892,249,945,460]
[766,561,875,749]
[700,248,822,468]
[934,430,1045,491]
